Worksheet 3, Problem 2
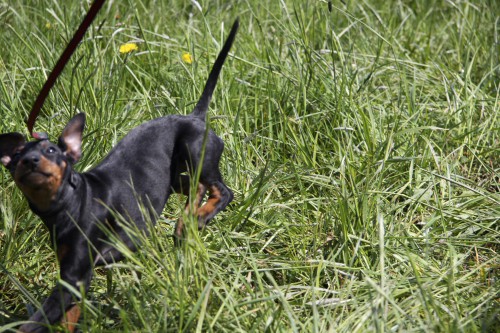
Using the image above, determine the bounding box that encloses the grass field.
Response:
[0,0,499,332]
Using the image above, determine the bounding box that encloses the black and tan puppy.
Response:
[0,20,238,332]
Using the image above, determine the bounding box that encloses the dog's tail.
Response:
[191,19,239,120]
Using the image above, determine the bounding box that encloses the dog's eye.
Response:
[46,147,57,154]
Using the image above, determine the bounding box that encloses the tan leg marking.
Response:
[56,244,69,263]
[175,183,206,239]
[196,185,221,229]
[61,304,81,333]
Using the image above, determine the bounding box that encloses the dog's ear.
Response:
[0,133,26,168]
[58,113,86,164]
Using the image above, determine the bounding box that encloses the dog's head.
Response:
[0,113,85,210]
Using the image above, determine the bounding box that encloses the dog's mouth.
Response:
[16,169,53,186]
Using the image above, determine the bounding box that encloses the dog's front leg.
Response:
[19,247,93,333]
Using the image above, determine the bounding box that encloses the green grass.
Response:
[1,0,499,332]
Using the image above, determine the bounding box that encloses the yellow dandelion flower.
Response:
[119,43,138,54]
[182,52,193,64]
[45,22,52,29]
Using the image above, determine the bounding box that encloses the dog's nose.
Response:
[22,154,40,168]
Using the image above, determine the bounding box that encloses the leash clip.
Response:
[32,132,49,140]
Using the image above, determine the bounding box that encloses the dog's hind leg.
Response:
[195,180,233,229]
[173,179,232,244]
[173,181,207,243]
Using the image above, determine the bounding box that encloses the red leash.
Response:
[27,0,106,140]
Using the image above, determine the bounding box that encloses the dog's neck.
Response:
[29,168,83,223]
